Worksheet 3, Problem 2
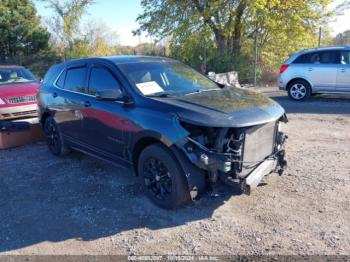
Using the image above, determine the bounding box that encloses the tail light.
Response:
[279,64,289,74]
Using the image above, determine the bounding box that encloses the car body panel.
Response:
[154,88,285,128]
[337,63,350,91]
[306,64,338,91]
[0,82,39,99]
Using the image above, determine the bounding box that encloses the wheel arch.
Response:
[286,78,313,93]
[132,136,207,200]
[131,134,171,176]
[40,111,52,127]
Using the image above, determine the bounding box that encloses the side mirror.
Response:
[96,89,124,101]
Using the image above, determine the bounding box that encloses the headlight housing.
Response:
[0,98,6,105]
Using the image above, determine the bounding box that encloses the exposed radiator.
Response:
[241,121,277,176]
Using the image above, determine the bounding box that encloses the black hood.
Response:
[155,87,285,127]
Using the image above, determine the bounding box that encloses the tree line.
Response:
[0,0,349,83]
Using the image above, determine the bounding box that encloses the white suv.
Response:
[278,46,350,100]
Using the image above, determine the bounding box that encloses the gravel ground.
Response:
[0,87,349,255]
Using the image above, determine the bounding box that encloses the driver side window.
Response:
[88,66,121,96]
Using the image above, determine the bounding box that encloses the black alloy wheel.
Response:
[44,116,70,156]
[138,143,190,209]
[143,157,172,200]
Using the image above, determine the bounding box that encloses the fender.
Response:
[129,129,173,150]
[170,145,207,200]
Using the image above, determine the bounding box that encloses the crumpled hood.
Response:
[157,87,285,127]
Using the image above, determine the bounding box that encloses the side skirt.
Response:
[64,135,134,172]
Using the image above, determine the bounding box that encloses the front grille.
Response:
[7,95,37,104]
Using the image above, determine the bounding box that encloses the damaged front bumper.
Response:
[176,130,287,195]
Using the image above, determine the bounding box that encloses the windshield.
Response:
[118,61,220,96]
[0,68,36,85]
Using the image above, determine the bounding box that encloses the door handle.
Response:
[52,92,58,98]
[308,68,313,72]
[340,68,346,72]
[82,101,91,107]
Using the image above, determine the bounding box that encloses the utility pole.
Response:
[318,27,322,47]
[253,30,258,87]
[203,45,206,71]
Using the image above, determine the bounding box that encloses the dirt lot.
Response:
[1,87,350,255]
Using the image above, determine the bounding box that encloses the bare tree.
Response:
[336,0,350,14]
[82,19,119,47]
[41,0,94,58]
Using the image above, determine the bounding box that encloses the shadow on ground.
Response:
[0,148,236,252]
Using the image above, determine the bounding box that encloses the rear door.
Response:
[53,65,88,141]
[80,63,126,158]
[337,50,350,91]
[305,51,339,92]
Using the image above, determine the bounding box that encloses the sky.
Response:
[34,0,350,47]
[34,0,145,46]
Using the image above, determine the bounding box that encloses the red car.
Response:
[0,65,40,120]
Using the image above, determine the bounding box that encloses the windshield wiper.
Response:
[184,89,221,96]
[146,92,173,98]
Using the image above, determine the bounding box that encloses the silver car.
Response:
[278,46,350,100]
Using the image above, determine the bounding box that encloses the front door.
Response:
[80,64,127,159]
[306,51,339,92]
[337,50,350,91]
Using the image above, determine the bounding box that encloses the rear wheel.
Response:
[43,116,70,156]
[288,80,311,101]
[138,143,190,209]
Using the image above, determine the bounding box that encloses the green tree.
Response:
[136,0,330,56]
[136,0,333,82]
[0,0,49,61]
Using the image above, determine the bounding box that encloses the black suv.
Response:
[39,56,287,209]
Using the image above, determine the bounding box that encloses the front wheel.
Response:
[138,143,190,209]
[43,116,70,156]
[288,80,311,101]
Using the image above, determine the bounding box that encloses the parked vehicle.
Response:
[39,56,288,209]
[0,65,40,120]
[278,46,350,100]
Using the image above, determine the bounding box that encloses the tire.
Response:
[43,116,70,156]
[138,143,191,209]
[287,79,311,101]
